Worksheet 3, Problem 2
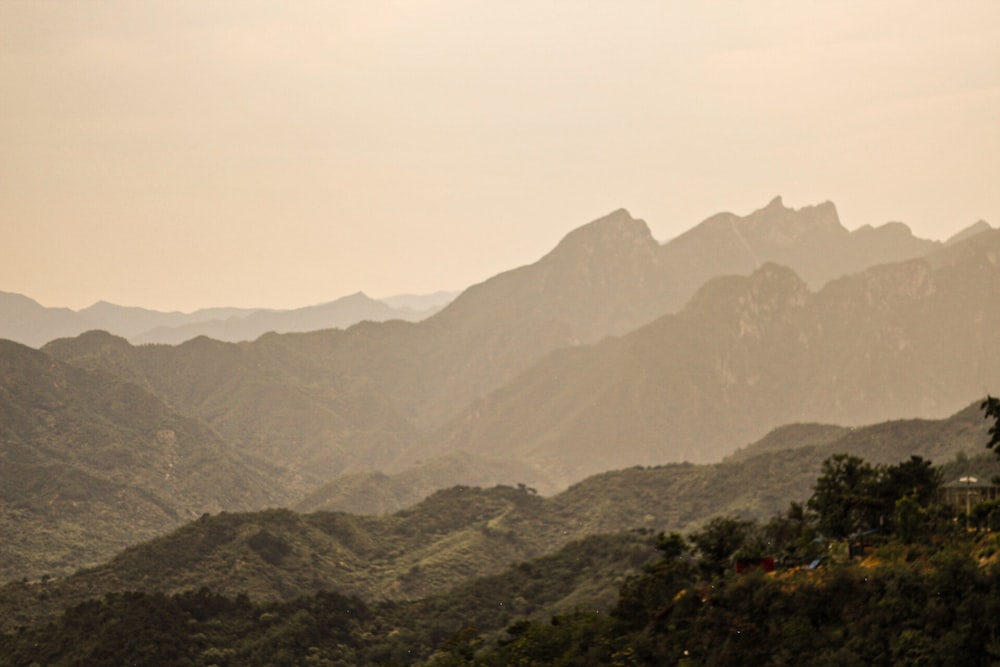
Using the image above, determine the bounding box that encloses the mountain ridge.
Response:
[0,290,450,348]
[36,201,999,494]
[412,230,1000,487]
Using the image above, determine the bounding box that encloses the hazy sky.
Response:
[3,1,998,312]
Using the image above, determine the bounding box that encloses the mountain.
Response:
[43,327,424,479]
[39,199,963,487]
[2,400,991,630]
[414,230,1000,487]
[77,301,256,339]
[0,291,447,348]
[305,402,990,519]
[130,291,432,345]
[12,221,997,583]
[0,339,294,582]
[379,290,459,311]
[0,292,90,348]
[657,196,938,314]
[423,196,939,349]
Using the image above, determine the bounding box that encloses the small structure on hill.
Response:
[938,477,1000,511]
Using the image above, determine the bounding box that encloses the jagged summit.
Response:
[743,197,843,237]
[672,197,843,245]
[661,196,934,291]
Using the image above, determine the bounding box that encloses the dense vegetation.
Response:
[447,450,1000,666]
[4,405,992,633]
[0,532,654,666]
[471,541,1000,666]
[7,446,1000,666]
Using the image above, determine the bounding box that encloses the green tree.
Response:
[763,502,821,563]
[873,456,941,533]
[894,493,927,545]
[808,454,879,539]
[654,532,689,561]
[983,395,1000,454]
[689,516,752,577]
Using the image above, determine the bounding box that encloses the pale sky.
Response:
[3,1,998,312]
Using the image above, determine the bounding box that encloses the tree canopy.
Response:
[983,395,1000,454]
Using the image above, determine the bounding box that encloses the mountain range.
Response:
[2,196,998,583]
[0,290,455,348]
[416,232,1000,485]
[38,203,1000,489]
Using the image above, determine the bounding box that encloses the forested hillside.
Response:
[2,401,995,633]
[5,444,1000,666]
[0,340,293,581]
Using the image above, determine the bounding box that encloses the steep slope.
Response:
[419,230,1000,487]
[432,208,665,344]
[0,340,293,581]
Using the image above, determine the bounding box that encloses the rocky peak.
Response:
[744,197,844,241]
[763,195,787,211]
[544,208,657,263]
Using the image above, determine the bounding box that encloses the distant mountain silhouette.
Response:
[131,292,439,345]
[0,292,92,347]
[378,290,459,311]
[0,291,448,348]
